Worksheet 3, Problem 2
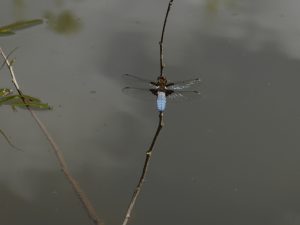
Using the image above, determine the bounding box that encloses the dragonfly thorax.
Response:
[150,86,173,97]
[156,76,168,87]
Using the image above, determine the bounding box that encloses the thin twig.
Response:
[0,47,103,225]
[0,128,22,151]
[122,112,164,225]
[0,47,18,71]
[160,0,174,77]
[122,1,175,224]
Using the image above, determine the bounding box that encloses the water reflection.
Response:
[9,0,81,36]
[44,10,81,35]
[205,0,238,14]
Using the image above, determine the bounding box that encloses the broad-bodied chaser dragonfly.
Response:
[122,74,201,112]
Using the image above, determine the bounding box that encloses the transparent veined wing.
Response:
[122,87,156,100]
[165,77,201,102]
[167,78,201,90]
[122,74,156,88]
[122,75,201,102]
[167,90,201,102]
[123,86,201,103]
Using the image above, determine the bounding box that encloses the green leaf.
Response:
[11,102,52,110]
[0,88,12,97]
[0,93,52,110]
[0,19,43,36]
[0,19,43,31]
[0,29,15,36]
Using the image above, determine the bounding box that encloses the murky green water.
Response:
[1,0,300,224]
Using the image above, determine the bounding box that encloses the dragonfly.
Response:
[122,74,201,112]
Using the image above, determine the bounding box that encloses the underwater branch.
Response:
[0,47,103,225]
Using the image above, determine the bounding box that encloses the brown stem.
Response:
[0,47,103,225]
[122,112,164,225]
[160,0,174,77]
[122,1,174,224]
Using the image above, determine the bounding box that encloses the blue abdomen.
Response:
[156,91,166,112]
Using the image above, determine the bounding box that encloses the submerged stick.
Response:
[0,128,22,151]
[122,1,174,224]
[0,48,103,225]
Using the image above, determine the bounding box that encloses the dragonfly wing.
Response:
[167,90,201,102]
[122,74,156,88]
[168,78,201,90]
[122,87,156,100]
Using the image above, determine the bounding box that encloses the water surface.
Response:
[1,0,300,225]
